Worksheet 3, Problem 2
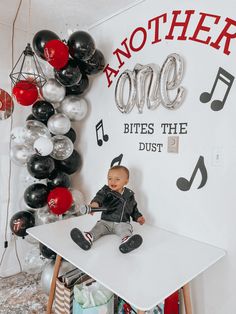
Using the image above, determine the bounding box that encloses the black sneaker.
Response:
[119,234,143,254]
[70,228,92,250]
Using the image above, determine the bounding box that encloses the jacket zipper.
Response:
[120,200,126,222]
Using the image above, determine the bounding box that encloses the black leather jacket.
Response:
[91,185,143,223]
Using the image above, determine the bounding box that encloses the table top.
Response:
[28,214,225,311]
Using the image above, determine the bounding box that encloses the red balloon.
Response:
[47,187,73,215]
[44,40,69,70]
[12,80,38,106]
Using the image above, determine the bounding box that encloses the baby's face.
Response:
[107,169,128,193]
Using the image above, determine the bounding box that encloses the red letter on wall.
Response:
[129,27,147,52]
[113,38,132,68]
[210,17,236,55]
[189,12,220,44]
[165,10,195,40]
[148,13,167,44]
[103,64,119,88]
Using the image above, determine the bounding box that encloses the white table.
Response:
[28,214,225,313]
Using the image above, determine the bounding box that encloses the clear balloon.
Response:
[11,126,28,145]
[34,137,54,156]
[60,95,88,121]
[10,144,34,166]
[35,206,59,225]
[24,120,51,147]
[70,188,85,213]
[19,167,47,189]
[47,113,71,135]
[24,246,47,274]
[50,135,73,160]
[42,78,66,103]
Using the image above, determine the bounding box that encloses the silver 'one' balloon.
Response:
[34,136,54,156]
[24,120,51,146]
[50,135,73,160]
[60,95,88,121]
[115,70,136,114]
[47,113,71,135]
[42,78,66,103]
[41,260,76,295]
[160,53,185,110]
[10,144,34,166]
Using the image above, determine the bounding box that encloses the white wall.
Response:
[1,0,236,313]
[77,1,236,313]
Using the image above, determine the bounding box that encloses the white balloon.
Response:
[34,137,53,156]
[60,95,88,121]
[42,78,66,103]
[47,113,71,135]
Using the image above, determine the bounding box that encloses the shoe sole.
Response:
[119,234,143,254]
[70,228,91,250]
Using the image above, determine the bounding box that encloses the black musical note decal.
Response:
[176,156,208,191]
[110,154,123,168]
[95,119,109,146]
[200,67,234,111]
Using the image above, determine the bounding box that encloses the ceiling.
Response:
[0,0,143,38]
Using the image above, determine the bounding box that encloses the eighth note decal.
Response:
[95,119,109,146]
[176,156,208,191]
[200,67,234,111]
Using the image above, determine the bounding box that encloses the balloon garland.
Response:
[9,29,105,277]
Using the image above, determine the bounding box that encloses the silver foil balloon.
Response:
[41,260,76,295]
[34,137,54,156]
[50,135,73,160]
[24,120,51,146]
[42,78,66,103]
[115,69,136,114]
[159,53,185,110]
[10,144,34,166]
[24,246,47,274]
[60,95,88,121]
[47,113,71,135]
[35,206,59,225]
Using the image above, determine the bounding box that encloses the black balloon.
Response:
[32,30,60,60]
[64,128,76,143]
[27,154,55,179]
[10,211,35,237]
[66,73,89,96]
[67,31,95,61]
[39,242,56,259]
[55,149,82,175]
[24,183,49,208]
[78,49,105,75]
[26,114,47,125]
[54,58,82,87]
[47,169,71,189]
[32,100,55,123]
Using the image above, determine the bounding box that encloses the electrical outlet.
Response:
[167,136,179,153]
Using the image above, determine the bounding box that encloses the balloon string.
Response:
[0,0,23,276]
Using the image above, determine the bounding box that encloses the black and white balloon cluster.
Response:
[9,29,105,275]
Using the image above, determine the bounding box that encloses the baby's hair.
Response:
[109,165,129,179]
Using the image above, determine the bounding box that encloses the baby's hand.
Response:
[137,216,145,225]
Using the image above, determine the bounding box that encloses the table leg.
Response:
[182,283,193,314]
[46,254,62,314]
